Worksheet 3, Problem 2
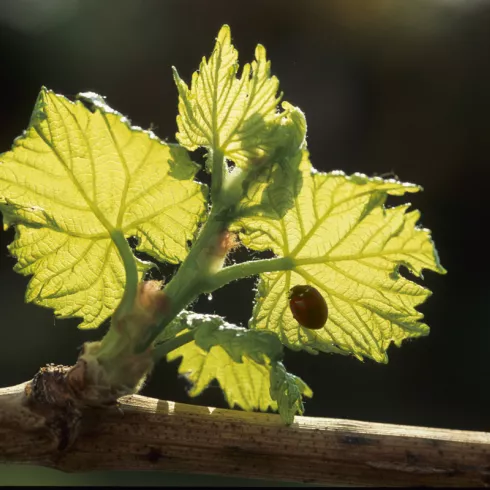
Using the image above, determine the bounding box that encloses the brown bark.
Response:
[1,382,490,487]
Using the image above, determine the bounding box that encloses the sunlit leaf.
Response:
[270,361,313,425]
[174,25,289,167]
[236,104,307,220]
[166,313,311,422]
[0,88,206,328]
[235,158,446,362]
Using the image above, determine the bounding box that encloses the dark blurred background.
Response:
[0,0,489,485]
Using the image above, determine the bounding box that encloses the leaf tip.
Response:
[431,244,447,275]
[255,43,267,61]
[171,66,180,81]
[29,87,51,127]
[302,384,313,399]
[217,24,232,45]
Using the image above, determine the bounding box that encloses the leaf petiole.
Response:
[111,229,139,318]
[210,148,226,203]
[152,330,195,361]
[207,256,295,293]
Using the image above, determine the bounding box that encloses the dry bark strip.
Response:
[1,379,490,486]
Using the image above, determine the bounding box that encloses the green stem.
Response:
[128,146,292,355]
[94,229,139,362]
[152,330,195,361]
[139,148,255,351]
[210,148,226,203]
[111,229,139,317]
[137,255,295,354]
[207,256,295,292]
[135,209,229,353]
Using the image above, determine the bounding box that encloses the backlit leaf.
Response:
[0,88,206,328]
[236,104,307,220]
[174,25,287,167]
[235,158,446,362]
[166,313,311,422]
[169,339,277,412]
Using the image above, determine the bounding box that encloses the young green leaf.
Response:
[0,88,206,328]
[165,313,311,423]
[173,25,286,167]
[168,337,277,413]
[270,362,313,425]
[235,158,446,362]
[234,104,307,220]
[193,319,283,365]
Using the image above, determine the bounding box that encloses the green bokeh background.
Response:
[1,0,489,485]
